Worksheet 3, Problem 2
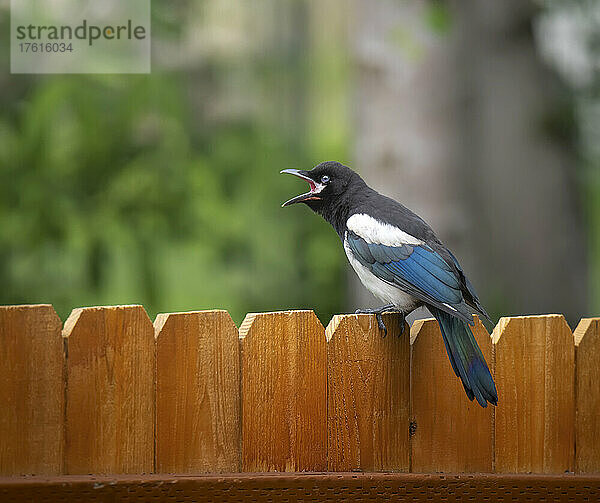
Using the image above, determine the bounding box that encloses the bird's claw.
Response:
[375,312,387,337]
[355,305,405,338]
[398,314,406,336]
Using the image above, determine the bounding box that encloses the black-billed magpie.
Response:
[281,161,498,407]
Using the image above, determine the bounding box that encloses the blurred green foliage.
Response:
[0,0,351,326]
[425,1,453,36]
[0,73,347,324]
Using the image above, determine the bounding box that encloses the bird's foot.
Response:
[354,305,405,338]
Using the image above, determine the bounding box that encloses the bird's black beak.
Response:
[280,169,323,207]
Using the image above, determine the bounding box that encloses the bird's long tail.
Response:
[429,306,498,407]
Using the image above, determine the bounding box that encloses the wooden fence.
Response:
[1,304,599,501]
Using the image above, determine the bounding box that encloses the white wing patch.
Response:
[347,213,423,246]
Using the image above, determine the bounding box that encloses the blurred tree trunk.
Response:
[350,0,587,324]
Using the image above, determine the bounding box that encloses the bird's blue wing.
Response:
[446,249,492,323]
[347,231,474,324]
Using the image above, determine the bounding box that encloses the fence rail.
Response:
[0,304,599,478]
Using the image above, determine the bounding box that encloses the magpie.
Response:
[281,161,498,407]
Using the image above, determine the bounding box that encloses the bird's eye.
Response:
[321,175,330,184]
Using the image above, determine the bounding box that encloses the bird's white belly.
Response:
[343,237,420,311]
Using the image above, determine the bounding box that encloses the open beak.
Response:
[280,169,323,207]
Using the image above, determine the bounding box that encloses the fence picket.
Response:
[493,315,575,473]
[63,305,155,474]
[155,310,240,473]
[326,314,410,471]
[239,311,327,472]
[574,318,600,473]
[410,317,493,472]
[0,305,64,475]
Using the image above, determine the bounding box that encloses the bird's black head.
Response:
[281,161,365,235]
[281,161,362,209]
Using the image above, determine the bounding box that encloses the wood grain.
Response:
[0,305,64,475]
[155,310,240,473]
[493,315,575,473]
[326,314,409,471]
[410,317,493,472]
[239,310,327,472]
[64,305,155,474]
[574,318,600,473]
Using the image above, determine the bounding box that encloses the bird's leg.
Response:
[354,304,405,338]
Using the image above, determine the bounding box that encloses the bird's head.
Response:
[280,161,361,211]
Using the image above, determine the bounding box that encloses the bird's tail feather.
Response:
[429,306,498,407]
